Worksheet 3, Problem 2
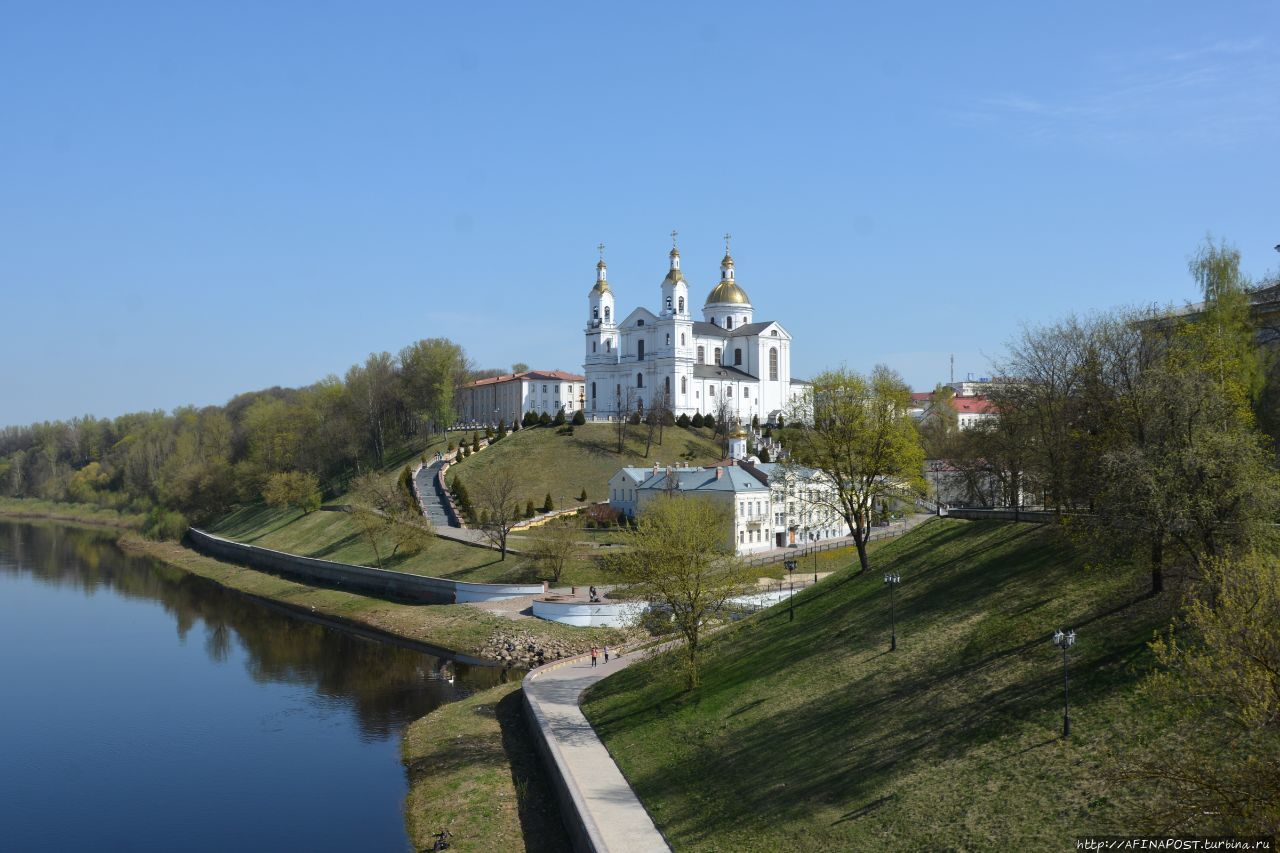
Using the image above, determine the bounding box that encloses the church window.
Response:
[591,382,596,399]
[664,376,670,395]
[593,307,599,320]
[680,333,686,346]
[727,386,733,397]
[734,348,742,365]
[726,317,734,330]
[681,376,687,395]
[714,347,721,364]
[604,307,611,322]
[697,345,705,363]
[709,386,716,397]
[637,319,645,327]
[606,339,612,352]
[743,387,749,398]
[769,347,778,380]
[616,384,621,400]
[665,296,672,311]
[592,342,597,352]
[637,340,645,361]
[636,373,644,388]
[770,329,778,336]
[678,296,685,312]
[665,333,670,346]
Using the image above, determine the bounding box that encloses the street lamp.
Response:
[784,559,797,621]
[883,572,901,651]
[1052,628,1076,738]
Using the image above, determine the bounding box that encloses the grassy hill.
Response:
[446,422,727,507]
[582,519,1179,850]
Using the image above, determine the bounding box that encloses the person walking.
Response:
[590,646,599,667]
[603,645,610,663]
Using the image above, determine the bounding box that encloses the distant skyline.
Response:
[3,2,1278,425]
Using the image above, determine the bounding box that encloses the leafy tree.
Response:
[348,472,433,568]
[785,365,926,572]
[511,362,530,375]
[608,497,752,689]
[917,383,959,459]
[262,471,322,515]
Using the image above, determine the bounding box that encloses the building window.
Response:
[593,307,599,320]
[714,347,721,364]
[665,376,671,396]
[697,345,705,363]
[734,348,742,365]
[710,386,716,397]
[771,329,778,336]
[636,372,644,388]
[769,347,778,380]
[637,340,645,360]
[592,382,596,399]
[665,333,670,346]
[680,376,687,394]
[606,339,612,352]
[678,296,685,312]
[604,307,611,322]
[739,530,745,544]
[727,386,733,397]
[665,296,672,311]
[743,387,749,398]
[592,342,597,352]
[726,317,734,330]
[637,319,645,327]
[680,333,686,346]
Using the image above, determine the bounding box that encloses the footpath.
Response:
[524,650,671,853]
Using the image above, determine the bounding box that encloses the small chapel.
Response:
[583,234,807,422]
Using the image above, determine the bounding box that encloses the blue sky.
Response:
[3,1,1278,425]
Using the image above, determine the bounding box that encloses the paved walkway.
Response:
[524,651,671,852]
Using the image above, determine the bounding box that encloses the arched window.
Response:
[709,386,716,397]
[616,384,621,400]
[593,307,599,320]
[727,386,733,397]
[592,342,597,352]
[604,306,611,322]
[591,382,596,399]
[697,345,705,363]
[605,339,612,352]
[726,317,734,330]
[681,376,687,395]
[714,347,722,364]
[680,333,686,346]
[665,333,670,346]
[769,347,778,380]
[664,376,671,395]
[678,296,685,312]
[636,373,644,388]
[637,340,645,361]
[665,296,672,311]
[734,348,742,365]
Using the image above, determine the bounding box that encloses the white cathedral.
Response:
[583,237,807,422]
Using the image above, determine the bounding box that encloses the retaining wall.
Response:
[531,597,648,628]
[940,507,1059,523]
[187,528,544,604]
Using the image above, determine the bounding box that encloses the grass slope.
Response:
[446,422,726,506]
[402,682,570,852]
[582,519,1177,851]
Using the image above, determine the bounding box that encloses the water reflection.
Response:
[0,521,508,740]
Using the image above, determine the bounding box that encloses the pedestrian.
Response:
[603,645,610,663]
[590,646,599,667]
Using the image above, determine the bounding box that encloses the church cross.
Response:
[724,232,732,254]
[597,242,605,261]
[670,229,678,249]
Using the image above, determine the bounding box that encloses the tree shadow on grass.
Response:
[495,689,573,853]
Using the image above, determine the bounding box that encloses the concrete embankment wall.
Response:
[940,507,1059,523]
[187,528,543,604]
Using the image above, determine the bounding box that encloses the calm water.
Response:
[0,521,510,852]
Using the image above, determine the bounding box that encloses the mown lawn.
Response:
[446,422,726,506]
[582,519,1179,851]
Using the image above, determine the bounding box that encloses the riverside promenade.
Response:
[524,651,671,853]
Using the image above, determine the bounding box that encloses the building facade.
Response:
[455,370,586,426]
[584,240,808,422]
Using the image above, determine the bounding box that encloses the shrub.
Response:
[552,408,566,426]
[143,506,189,541]
[691,412,704,428]
[539,411,551,426]
[758,447,771,463]
[777,414,785,429]
[676,413,691,428]
[543,492,554,512]
[705,412,717,430]
[627,411,641,425]
[525,500,536,518]
[511,418,520,431]
[572,409,586,426]
[485,426,494,439]
[497,419,507,438]
[578,488,588,502]
[471,435,480,452]
[751,414,760,430]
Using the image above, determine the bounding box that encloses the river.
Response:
[0,520,509,852]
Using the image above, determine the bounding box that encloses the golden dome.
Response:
[705,279,750,305]
[721,253,734,266]
[731,426,749,439]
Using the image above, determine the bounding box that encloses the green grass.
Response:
[582,519,1179,851]
[402,682,569,853]
[447,422,726,507]
[0,496,146,529]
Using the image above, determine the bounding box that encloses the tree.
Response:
[511,362,530,375]
[785,365,926,573]
[609,496,753,689]
[758,446,771,463]
[751,414,759,430]
[497,419,507,439]
[578,487,588,502]
[472,467,524,559]
[677,413,691,429]
[542,492,554,512]
[471,434,480,452]
[262,471,322,515]
[1115,553,1280,834]
[691,412,704,428]
[528,523,580,584]
[539,411,551,427]
[917,383,959,459]
[525,499,536,518]
[553,408,566,426]
[348,472,433,568]
[571,409,586,426]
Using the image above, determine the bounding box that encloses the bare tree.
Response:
[614,386,636,454]
[472,466,525,560]
[527,522,581,584]
[348,472,434,568]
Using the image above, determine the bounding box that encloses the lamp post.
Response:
[1052,629,1076,737]
[883,572,901,651]
[784,559,797,621]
